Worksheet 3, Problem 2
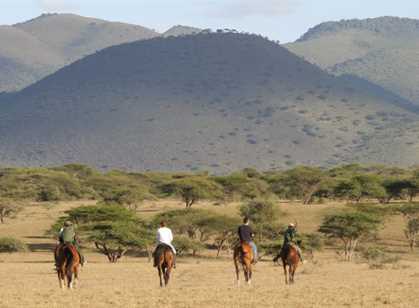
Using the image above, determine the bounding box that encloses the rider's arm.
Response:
[168,229,173,242]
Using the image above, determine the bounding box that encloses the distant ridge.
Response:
[287,16,419,105]
[0,13,159,92]
[297,16,419,41]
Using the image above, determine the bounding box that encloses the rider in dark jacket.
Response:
[238,217,258,264]
[283,223,303,262]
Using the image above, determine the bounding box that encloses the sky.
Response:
[2,0,419,42]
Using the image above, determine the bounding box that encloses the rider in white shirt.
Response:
[156,221,176,254]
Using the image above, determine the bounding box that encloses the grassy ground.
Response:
[0,200,418,307]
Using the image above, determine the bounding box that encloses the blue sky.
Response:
[3,0,419,42]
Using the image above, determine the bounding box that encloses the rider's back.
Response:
[238,225,252,243]
[62,226,75,244]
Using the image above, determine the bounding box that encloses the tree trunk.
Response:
[347,239,358,261]
[0,208,5,223]
[343,240,349,261]
[216,238,226,257]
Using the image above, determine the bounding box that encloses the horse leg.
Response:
[247,264,252,286]
[57,270,64,289]
[67,270,74,289]
[290,264,297,284]
[242,263,248,284]
[164,266,172,286]
[234,258,240,287]
[73,266,79,288]
[60,266,67,289]
[283,262,288,285]
[158,266,164,288]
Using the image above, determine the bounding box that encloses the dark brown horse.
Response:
[279,244,300,284]
[233,242,253,286]
[54,243,81,289]
[154,244,175,287]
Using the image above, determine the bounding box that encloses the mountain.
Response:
[1,33,418,172]
[163,25,202,37]
[286,16,419,104]
[0,13,159,92]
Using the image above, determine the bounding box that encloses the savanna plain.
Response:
[0,200,418,308]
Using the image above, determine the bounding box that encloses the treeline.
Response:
[1,164,419,206]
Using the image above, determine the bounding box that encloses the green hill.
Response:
[0,33,418,171]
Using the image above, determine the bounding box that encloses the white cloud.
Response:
[38,0,79,12]
[212,0,298,19]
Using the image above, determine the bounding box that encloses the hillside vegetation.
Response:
[287,16,419,104]
[1,32,418,171]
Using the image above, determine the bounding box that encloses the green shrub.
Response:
[360,246,401,269]
[0,238,27,253]
[173,235,204,256]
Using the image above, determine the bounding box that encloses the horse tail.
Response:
[64,245,74,272]
[154,245,165,267]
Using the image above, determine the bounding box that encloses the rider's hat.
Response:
[288,223,295,227]
[64,220,73,227]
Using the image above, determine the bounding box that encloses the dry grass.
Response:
[0,200,419,307]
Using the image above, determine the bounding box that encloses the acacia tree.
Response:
[319,212,382,261]
[383,178,415,203]
[280,167,327,204]
[162,177,222,208]
[398,203,419,251]
[334,175,387,203]
[406,171,419,202]
[405,218,419,251]
[90,220,153,262]
[52,204,153,262]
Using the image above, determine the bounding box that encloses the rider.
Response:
[58,220,86,266]
[238,217,258,264]
[154,221,176,268]
[282,223,304,262]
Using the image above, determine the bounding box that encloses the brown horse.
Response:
[279,244,300,284]
[233,242,253,286]
[54,243,81,289]
[154,244,175,287]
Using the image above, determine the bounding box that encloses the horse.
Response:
[277,243,300,284]
[233,242,253,286]
[154,244,175,287]
[54,243,81,289]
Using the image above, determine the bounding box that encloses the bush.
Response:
[0,238,27,253]
[360,246,401,269]
[173,235,204,256]
[300,233,324,251]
